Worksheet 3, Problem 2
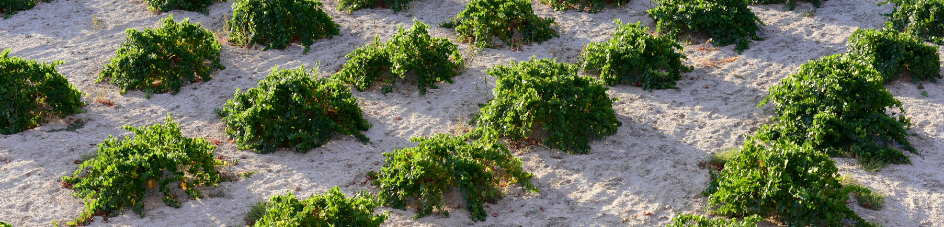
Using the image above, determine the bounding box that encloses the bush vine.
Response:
[748,0,825,10]
[1,49,85,135]
[540,0,629,13]
[581,19,692,90]
[648,0,765,53]
[881,0,944,44]
[1,0,36,19]
[666,214,762,227]
[440,0,558,49]
[252,187,388,226]
[145,0,222,13]
[229,0,340,54]
[847,28,941,83]
[337,0,412,14]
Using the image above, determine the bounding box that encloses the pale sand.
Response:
[1,0,943,226]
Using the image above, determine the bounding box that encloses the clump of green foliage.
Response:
[440,0,558,49]
[244,201,270,226]
[647,0,765,53]
[581,19,692,90]
[145,0,222,13]
[847,28,941,83]
[1,0,36,19]
[337,0,411,13]
[229,0,340,54]
[476,57,621,154]
[62,113,223,226]
[704,139,876,227]
[880,0,944,44]
[0,221,9,227]
[854,189,886,210]
[333,20,465,95]
[747,0,826,10]
[666,214,762,227]
[97,15,224,97]
[540,0,629,13]
[1,49,85,135]
[370,132,537,221]
[217,65,371,153]
[756,54,916,169]
[252,187,388,226]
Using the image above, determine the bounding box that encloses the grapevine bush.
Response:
[252,187,388,226]
[337,0,411,14]
[62,114,223,225]
[648,0,765,53]
[666,214,761,227]
[97,15,224,97]
[581,19,692,90]
[1,0,35,19]
[369,132,537,221]
[747,0,825,10]
[1,49,85,135]
[881,0,944,44]
[333,20,465,95]
[144,0,221,13]
[847,28,941,83]
[476,57,621,154]
[440,0,558,48]
[229,0,340,54]
[217,65,371,153]
[704,139,875,227]
[540,0,629,13]
[756,54,916,168]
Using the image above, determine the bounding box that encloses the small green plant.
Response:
[540,0,629,13]
[440,0,558,49]
[1,0,36,19]
[244,201,270,226]
[97,15,224,98]
[581,19,692,90]
[229,0,340,54]
[476,57,621,154]
[239,170,259,179]
[704,138,874,227]
[847,28,941,83]
[855,189,886,210]
[757,54,916,169]
[144,0,223,13]
[1,49,86,135]
[748,0,826,10]
[706,147,739,168]
[62,113,223,225]
[922,90,930,97]
[370,132,537,221]
[337,0,412,13]
[252,187,388,226]
[333,20,465,95]
[217,65,371,153]
[666,214,762,227]
[881,0,944,44]
[648,0,765,53]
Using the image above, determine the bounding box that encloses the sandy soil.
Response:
[1,0,943,226]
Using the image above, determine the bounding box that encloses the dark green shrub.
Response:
[747,0,825,10]
[704,139,874,227]
[476,57,621,154]
[337,0,411,14]
[145,0,221,13]
[580,19,692,90]
[756,54,916,168]
[666,214,761,227]
[97,15,224,98]
[229,0,340,54]
[881,0,944,44]
[62,113,223,225]
[847,28,941,83]
[647,0,765,53]
[333,20,465,95]
[370,132,537,221]
[216,65,371,153]
[1,49,85,135]
[540,0,629,13]
[1,0,35,19]
[440,0,558,49]
[252,187,388,226]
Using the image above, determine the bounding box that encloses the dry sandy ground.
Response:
[1,0,943,226]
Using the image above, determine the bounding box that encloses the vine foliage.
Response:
[252,187,388,226]
[1,0,36,19]
[581,19,692,90]
[333,20,465,95]
[666,214,762,227]
[847,28,941,83]
[440,0,558,49]
[540,0,629,13]
[648,0,765,53]
[881,0,944,44]
[757,54,915,169]
[1,49,85,135]
[217,65,371,153]
[370,132,537,221]
[62,114,223,225]
[97,15,224,97]
[229,0,340,54]
[476,57,621,154]
[337,0,411,14]
[145,0,222,13]
[747,0,826,10]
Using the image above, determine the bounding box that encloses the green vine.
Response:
[441,0,558,49]
[581,19,692,90]
[0,0,36,19]
[337,0,412,14]
[540,0,629,13]
[145,0,222,13]
[666,214,762,227]
[229,0,340,54]
[1,49,85,135]
[252,187,388,226]
[881,0,944,44]
[648,0,765,53]
[748,0,825,10]
[847,28,941,83]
